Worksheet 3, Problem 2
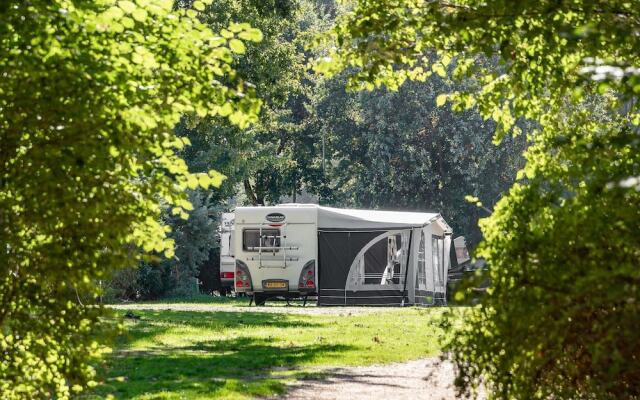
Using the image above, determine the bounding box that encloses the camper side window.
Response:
[243,229,280,252]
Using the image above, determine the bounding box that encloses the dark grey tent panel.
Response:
[318,230,409,306]
[318,230,380,301]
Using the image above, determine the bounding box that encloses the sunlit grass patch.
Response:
[90,306,456,399]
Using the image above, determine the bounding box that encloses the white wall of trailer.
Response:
[219,212,236,287]
[233,205,319,293]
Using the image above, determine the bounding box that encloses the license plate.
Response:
[264,280,288,289]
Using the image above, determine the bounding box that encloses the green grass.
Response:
[90,304,454,399]
[106,294,249,306]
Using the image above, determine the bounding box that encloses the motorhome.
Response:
[233,204,453,306]
[218,212,235,294]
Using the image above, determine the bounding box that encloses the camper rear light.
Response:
[298,261,316,291]
[235,261,252,292]
[220,272,234,279]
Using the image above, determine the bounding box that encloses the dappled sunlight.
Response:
[91,308,449,399]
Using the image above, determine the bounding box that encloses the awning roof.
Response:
[277,204,444,230]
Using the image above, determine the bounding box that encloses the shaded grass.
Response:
[89,307,453,399]
[106,294,249,306]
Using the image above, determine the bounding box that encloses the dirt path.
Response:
[266,358,484,400]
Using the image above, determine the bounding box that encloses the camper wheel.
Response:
[253,293,268,306]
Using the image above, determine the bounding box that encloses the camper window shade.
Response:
[243,229,280,251]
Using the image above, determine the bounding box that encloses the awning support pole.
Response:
[401,229,413,306]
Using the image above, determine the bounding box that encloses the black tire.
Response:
[253,293,268,306]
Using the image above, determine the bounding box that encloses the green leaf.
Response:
[464,195,480,203]
[229,23,251,33]
[104,6,124,20]
[220,29,234,39]
[208,170,226,187]
[197,174,211,188]
[238,28,263,42]
[131,8,147,22]
[218,102,233,116]
[193,1,205,11]
[186,175,199,190]
[164,248,175,258]
[229,39,246,54]
[432,63,446,78]
[436,94,447,107]
[121,16,135,28]
[118,0,136,13]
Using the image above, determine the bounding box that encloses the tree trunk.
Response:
[244,179,258,205]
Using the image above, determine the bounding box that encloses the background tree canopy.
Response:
[319,0,640,398]
[135,0,529,303]
[107,0,530,301]
[311,71,527,245]
[0,0,261,397]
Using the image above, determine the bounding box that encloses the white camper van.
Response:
[233,204,452,306]
[219,212,235,293]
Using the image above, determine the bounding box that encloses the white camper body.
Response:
[233,204,452,306]
[233,205,319,299]
[219,212,236,291]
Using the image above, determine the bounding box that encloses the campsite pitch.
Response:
[91,300,463,399]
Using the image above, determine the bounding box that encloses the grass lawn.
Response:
[90,301,456,399]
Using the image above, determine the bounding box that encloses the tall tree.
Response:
[313,72,526,245]
[0,0,261,397]
[319,1,640,398]
[180,0,333,205]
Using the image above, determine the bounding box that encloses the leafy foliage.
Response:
[313,73,526,245]
[450,98,640,399]
[180,0,333,205]
[163,190,220,297]
[317,0,640,137]
[0,0,261,397]
[104,0,322,303]
[320,0,640,398]
[106,190,222,300]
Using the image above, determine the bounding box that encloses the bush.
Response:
[447,101,640,399]
[0,1,260,397]
[137,264,167,300]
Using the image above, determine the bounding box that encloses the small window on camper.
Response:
[243,229,280,252]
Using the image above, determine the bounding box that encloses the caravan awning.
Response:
[272,204,450,231]
[316,206,441,230]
